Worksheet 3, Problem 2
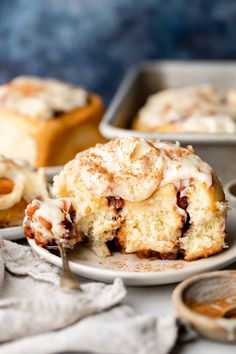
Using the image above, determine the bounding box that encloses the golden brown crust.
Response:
[183,237,226,261]
[0,94,106,167]
[209,173,225,205]
[36,94,106,166]
[132,116,181,132]
[0,199,28,227]
[136,250,178,260]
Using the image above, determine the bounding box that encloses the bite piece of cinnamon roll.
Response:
[52,137,227,261]
[23,198,81,248]
[0,156,48,227]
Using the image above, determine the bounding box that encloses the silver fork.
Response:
[46,243,82,291]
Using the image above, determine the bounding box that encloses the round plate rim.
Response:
[27,212,236,285]
[0,226,23,241]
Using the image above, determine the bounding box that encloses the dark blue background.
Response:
[1,0,236,103]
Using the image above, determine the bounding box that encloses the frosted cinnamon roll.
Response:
[133,85,236,133]
[52,137,227,261]
[0,156,48,227]
[24,198,81,248]
[0,76,105,167]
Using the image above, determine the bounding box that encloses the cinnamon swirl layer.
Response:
[0,156,48,227]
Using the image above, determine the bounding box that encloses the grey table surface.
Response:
[125,273,236,354]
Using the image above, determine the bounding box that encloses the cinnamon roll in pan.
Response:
[133,85,236,133]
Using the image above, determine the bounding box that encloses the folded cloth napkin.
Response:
[0,237,192,354]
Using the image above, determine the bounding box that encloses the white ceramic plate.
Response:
[28,210,236,286]
[0,226,23,241]
[0,166,63,241]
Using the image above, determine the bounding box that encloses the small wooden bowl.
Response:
[172,270,236,342]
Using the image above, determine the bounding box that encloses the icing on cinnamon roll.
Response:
[53,137,212,202]
[0,76,88,120]
[134,85,236,133]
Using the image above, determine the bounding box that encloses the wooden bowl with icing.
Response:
[172,270,236,342]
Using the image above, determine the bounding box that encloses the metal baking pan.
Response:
[100,61,236,184]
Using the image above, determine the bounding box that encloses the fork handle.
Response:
[57,243,81,290]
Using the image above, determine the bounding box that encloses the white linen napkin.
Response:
[0,237,189,354]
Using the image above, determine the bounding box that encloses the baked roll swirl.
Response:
[0,156,48,227]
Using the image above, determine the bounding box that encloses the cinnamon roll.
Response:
[0,156,48,227]
[48,137,227,261]
[24,198,81,248]
[0,76,105,167]
[133,85,236,133]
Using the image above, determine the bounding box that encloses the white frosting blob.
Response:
[56,137,213,202]
[0,156,48,210]
[77,137,165,202]
[0,76,88,120]
[138,85,236,133]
